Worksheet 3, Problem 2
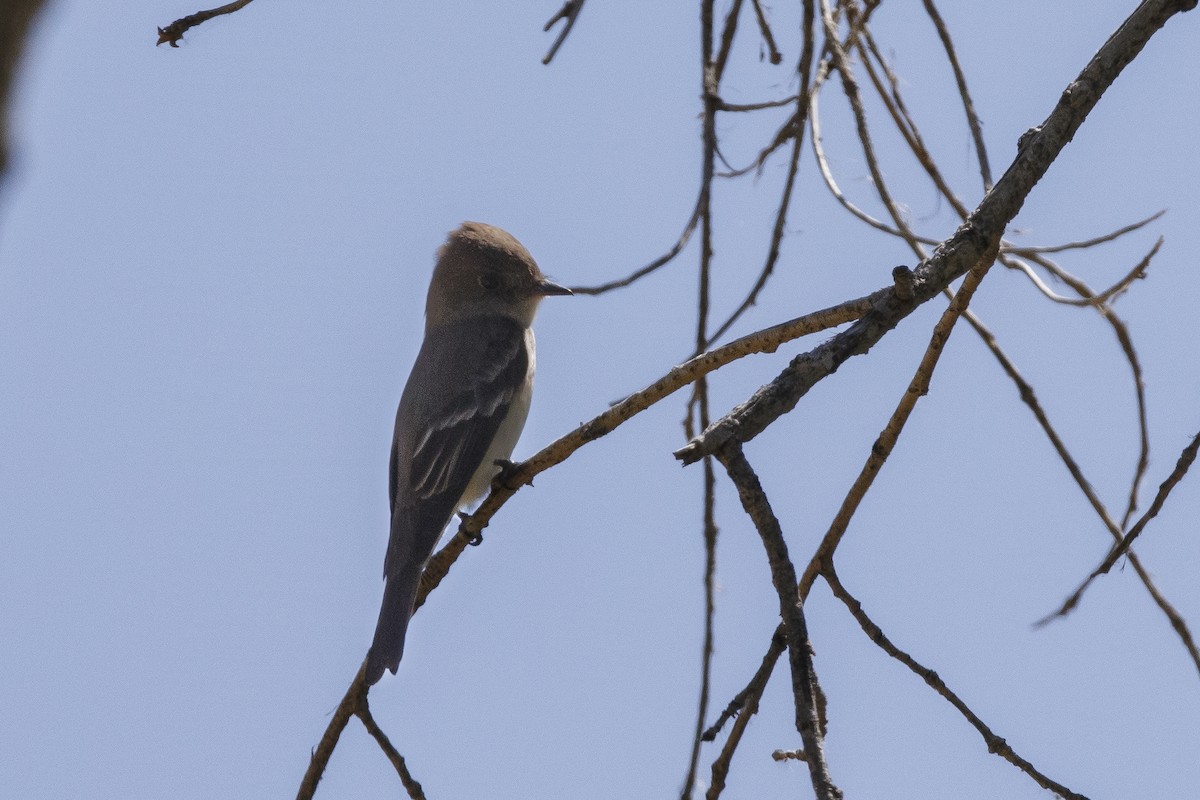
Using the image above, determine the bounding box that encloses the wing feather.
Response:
[383,315,530,579]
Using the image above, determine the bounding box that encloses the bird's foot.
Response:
[492,458,532,491]
[456,510,485,546]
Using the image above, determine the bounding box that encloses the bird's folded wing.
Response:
[384,315,529,579]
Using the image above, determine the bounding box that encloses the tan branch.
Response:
[800,254,994,593]
[413,294,876,609]
[295,662,369,800]
[1001,238,1159,307]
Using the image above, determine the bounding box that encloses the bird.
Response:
[365,222,572,685]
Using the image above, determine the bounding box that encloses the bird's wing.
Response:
[383,315,530,579]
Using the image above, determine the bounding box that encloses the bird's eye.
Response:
[479,274,501,291]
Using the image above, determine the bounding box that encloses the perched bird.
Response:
[365,222,572,684]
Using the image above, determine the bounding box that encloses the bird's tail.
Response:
[365,562,424,685]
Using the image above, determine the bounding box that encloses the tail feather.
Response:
[365,565,424,685]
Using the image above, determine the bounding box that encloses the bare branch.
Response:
[542,0,587,64]
[920,0,994,189]
[822,565,1090,800]
[1042,431,1200,624]
[1001,238,1159,307]
[1004,209,1165,255]
[702,629,786,742]
[819,0,919,254]
[857,28,971,219]
[809,89,940,245]
[156,0,255,47]
[715,444,840,800]
[676,0,1195,465]
[680,4,723,792]
[569,199,702,295]
[800,256,993,593]
[704,634,785,798]
[750,0,783,64]
[962,307,1200,674]
[357,699,426,799]
[295,662,369,800]
[705,0,816,348]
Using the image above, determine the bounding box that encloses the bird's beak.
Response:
[536,278,574,296]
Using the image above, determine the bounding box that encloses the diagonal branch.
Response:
[414,293,876,604]
[357,698,426,799]
[920,0,993,190]
[675,0,1197,466]
[296,662,369,800]
[542,0,588,64]
[715,443,841,800]
[569,197,703,295]
[800,255,994,593]
[821,565,1090,800]
[961,307,1200,674]
[156,0,255,47]
[703,632,786,798]
[1042,431,1200,624]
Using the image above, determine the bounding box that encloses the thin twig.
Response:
[156,0,255,47]
[704,0,817,349]
[681,4,722,794]
[961,307,1200,674]
[1001,239,1159,307]
[857,29,971,219]
[821,565,1090,800]
[717,95,799,111]
[1042,431,1200,624]
[1016,249,1153,527]
[808,89,939,245]
[542,0,587,64]
[702,628,787,742]
[819,0,919,255]
[569,199,702,295]
[357,699,426,799]
[295,662,369,800]
[713,0,745,83]
[800,254,994,593]
[705,634,785,799]
[920,0,993,190]
[1004,210,1165,255]
[749,0,783,64]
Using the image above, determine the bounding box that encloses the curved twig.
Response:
[569,198,703,295]
[1004,209,1165,255]
[1000,238,1159,307]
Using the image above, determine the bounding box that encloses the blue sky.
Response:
[2,2,1198,798]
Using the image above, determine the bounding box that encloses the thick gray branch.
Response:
[676,0,1196,465]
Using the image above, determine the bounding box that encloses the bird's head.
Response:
[426,221,571,329]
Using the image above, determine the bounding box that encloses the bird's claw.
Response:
[456,511,485,546]
[492,458,532,491]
